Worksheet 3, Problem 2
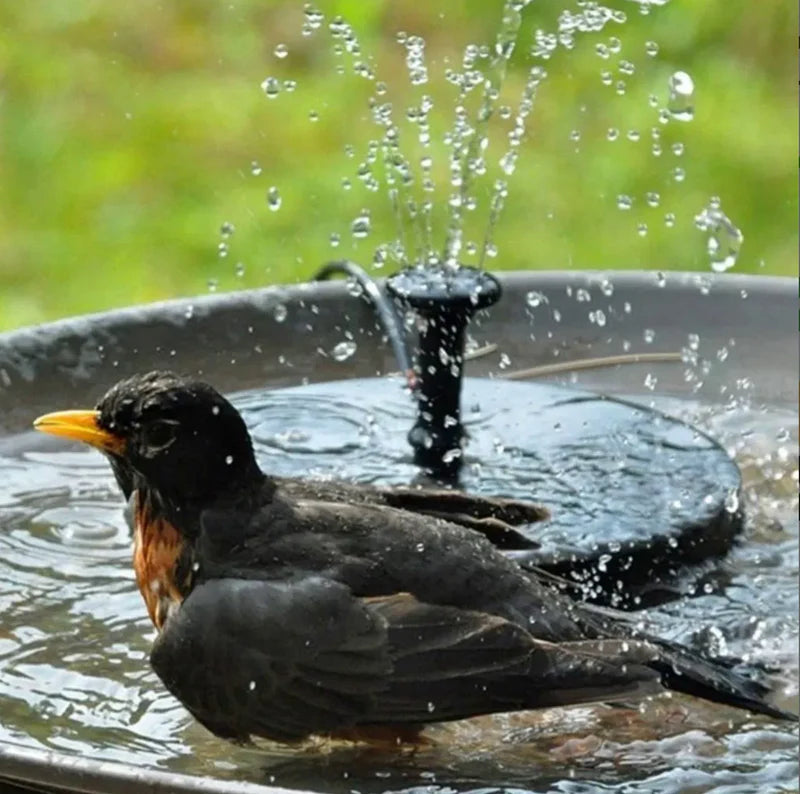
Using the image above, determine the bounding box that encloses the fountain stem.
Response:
[386,264,502,481]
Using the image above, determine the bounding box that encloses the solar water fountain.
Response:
[0,2,796,793]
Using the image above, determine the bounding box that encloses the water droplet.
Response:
[643,328,655,343]
[266,186,281,211]
[672,166,686,182]
[617,194,633,210]
[332,340,357,361]
[309,109,319,122]
[283,79,297,93]
[260,76,281,99]
[600,279,614,297]
[250,161,262,176]
[346,278,363,298]
[667,70,694,121]
[645,40,659,57]
[273,304,287,323]
[249,680,257,691]
[694,199,744,272]
[207,278,218,292]
[234,262,245,278]
[637,222,648,237]
[525,290,548,309]
[427,701,435,713]
[618,60,635,76]
[442,448,461,464]
[220,221,235,237]
[645,191,660,207]
[372,246,387,269]
[644,372,657,390]
[671,142,685,156]
[351,209,371,239]
[607,127,619,141]
[274,43,288,59]
[302,4,324,36]
[217,242,228,258]
[664,212,676,228]
[329,232,340,248]
[724,489,740,514]
[225,455,234,465]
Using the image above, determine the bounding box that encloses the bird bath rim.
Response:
[0,271,795,436]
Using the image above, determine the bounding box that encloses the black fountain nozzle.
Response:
[386,264,502,482]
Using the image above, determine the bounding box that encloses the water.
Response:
[0,385,796,793]
[252,1,723,279]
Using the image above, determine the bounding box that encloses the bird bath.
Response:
[1,0,797,789]
[0,270,797,793]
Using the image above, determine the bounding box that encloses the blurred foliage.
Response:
[0,0,796,330]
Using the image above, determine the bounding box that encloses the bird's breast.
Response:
[132,493,187,630]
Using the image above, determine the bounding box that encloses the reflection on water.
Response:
[0,385,796,793]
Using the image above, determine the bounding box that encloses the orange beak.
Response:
[33,410,127,455]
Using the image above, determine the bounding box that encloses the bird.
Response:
[33,370,795,745]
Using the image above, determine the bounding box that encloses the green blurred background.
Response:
[1,1,796,331]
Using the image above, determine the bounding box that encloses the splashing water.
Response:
[263,0,680,274]
[245,2,760,288]
[694,197,744,272]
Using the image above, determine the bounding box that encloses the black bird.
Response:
[33,371,795,744]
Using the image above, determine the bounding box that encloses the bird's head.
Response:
[33,371,264,528]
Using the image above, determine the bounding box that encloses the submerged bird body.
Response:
[34,371,794,744]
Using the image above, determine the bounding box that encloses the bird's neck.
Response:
[131,465,271,537]
[132,489,193,630]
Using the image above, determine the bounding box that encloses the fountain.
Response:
[0,2,796,793]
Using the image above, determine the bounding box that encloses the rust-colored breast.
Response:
[133,494,186,630]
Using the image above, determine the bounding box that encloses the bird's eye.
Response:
[140,420,179,455]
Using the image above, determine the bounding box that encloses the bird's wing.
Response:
[150,577,661,743]
[273,476,543,549]
[151,576,389,743]
[377,487,546,549]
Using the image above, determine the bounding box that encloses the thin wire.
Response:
[312,260,415,387]
[501,351,682,380]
